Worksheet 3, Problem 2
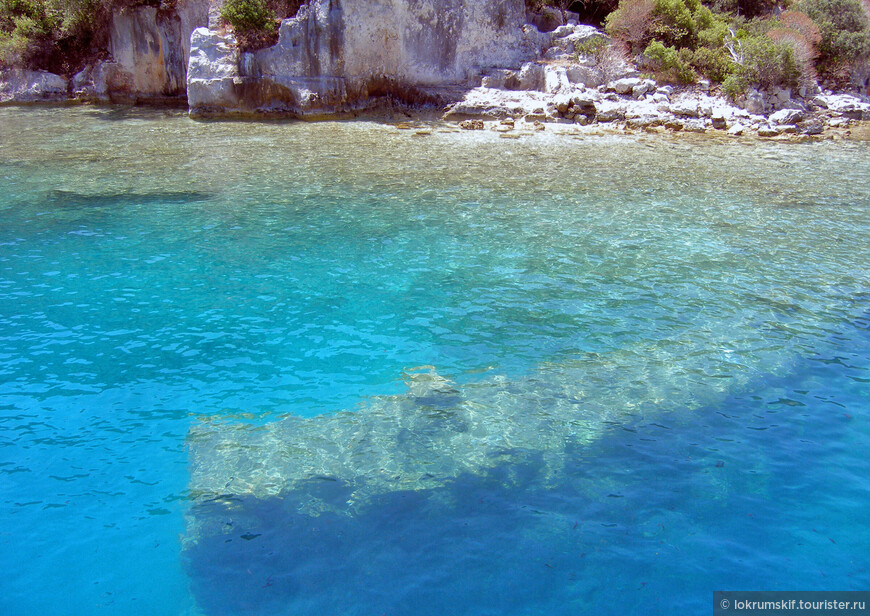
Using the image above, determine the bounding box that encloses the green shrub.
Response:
[644,38,698,82]
[220,0,276,36]
[796,0,870,74]
[575,35,609,59]
[607,0,735,52]
[0,0,111,72]
[691,45,732,80]
[722,33,803,94]
[697,16,729,47]
[650,0,699,47]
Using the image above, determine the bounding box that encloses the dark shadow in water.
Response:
[185,452,575,616]
[45,189,215,209]
[83,105,189,122]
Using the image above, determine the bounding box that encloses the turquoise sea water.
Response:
[0,106,869,615]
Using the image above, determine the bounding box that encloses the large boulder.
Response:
[517,62,545,90]
[0,69,68,103]
[608,77,642,95]
[770,108,803,125]
[187,28,243,114]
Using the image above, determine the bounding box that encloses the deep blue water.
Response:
[0,107,868,615]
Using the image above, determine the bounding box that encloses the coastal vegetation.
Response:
[219,0,302,50]
[532,0,870,93]
[599,0,870,91]
[0,0,112,74]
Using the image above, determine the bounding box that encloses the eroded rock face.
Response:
[187,0,532,115]
[71,0,209,102]
[111,0,210,99]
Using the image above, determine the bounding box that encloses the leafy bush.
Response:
[649,0,700,47]
[574,35,609,59]
[721,34,803,95]
[606,0,732,51]
[644,38,698,82]
[220,0,276,37]
[0,0,112,72]
[0,0,52,65]
[691,44,731,80]
[796,0,870,77]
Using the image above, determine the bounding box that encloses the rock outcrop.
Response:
[187,0,537,115]
[73,0,209,103]
[0,69,69,103]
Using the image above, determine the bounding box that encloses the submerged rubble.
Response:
[187,309,812,523]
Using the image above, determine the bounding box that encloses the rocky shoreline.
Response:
[2,9,869,141]
[435,22,870,141]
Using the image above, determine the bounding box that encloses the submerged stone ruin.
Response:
[183,310,808,547]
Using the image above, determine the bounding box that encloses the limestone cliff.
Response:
[72,0,210,103]
[188,0,538,115]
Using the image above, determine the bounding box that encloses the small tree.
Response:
[604,0,655,53]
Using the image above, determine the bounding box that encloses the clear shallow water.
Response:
[0,106,868,615]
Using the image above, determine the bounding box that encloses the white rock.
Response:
[566,65,601,88]
[744,90,766,115]
[553,93,572,114]
[481,69,509,90]
[727,123,744,136]
[109,3,208,98]
[631,84,647,99]
[189,0,533,115]
[544,65,570,94]
[70,61,117,100]
[0,69,68,103]
[518,62,545,91]
[187,27,241,112]
[770,108,803,125]
[544,47,570,61]
[552,25,574,38]
[773,87,791,103]
[560,26,606,50]
[670,100,700,118]
[631,80,655,99]
[609,77,642,95]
